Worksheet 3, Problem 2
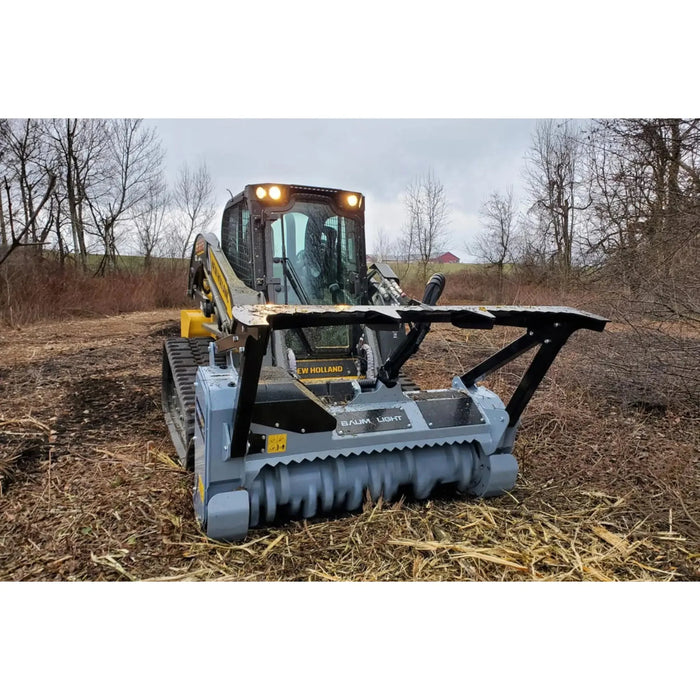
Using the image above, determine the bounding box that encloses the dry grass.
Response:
[0,310,697,581]
[136,477,694,582]
[0,255,189,326]
[402,265,609,313]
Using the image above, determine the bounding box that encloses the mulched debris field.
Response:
[0,310,697,581]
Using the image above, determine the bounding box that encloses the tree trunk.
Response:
[55,206,66,265]
[65,122,89,271]
[0,187,6,247]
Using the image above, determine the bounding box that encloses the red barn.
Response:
[435,252,460,264]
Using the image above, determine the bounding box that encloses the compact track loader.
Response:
[162,183,607,541]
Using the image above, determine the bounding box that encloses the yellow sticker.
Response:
[198,475,205,503]
[267,434,287,453]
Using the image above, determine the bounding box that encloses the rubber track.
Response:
[163,338,224,467]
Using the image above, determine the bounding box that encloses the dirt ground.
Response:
[0,309,698,581]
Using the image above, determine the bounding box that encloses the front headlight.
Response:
[254,184,286,202]
[341,192,362,208]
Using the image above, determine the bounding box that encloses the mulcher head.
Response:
[184,303,606,541]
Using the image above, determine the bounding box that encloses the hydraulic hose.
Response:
[422,273,446,305]
[377,273,447,386]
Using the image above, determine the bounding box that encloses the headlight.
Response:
[341,192,362,208]
[255,184,285,201]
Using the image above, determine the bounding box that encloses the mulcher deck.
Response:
[162,336,420,469]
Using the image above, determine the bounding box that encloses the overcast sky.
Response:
[148,119,538,262]
[5,4,694,263]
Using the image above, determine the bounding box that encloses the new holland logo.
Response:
[295,359,356,377]
[297,365,345,375]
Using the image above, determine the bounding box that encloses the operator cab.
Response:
[221,183,366,305]
[220,184,369,379]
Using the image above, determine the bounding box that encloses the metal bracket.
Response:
[459,307,607,427]
[217,303,606,457]
[215,325,263,353]
[229,324,271,458]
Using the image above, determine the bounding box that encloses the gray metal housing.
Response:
[194,360,518,541]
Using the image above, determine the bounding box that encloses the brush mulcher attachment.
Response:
[164,267,606,541]
[162,183,607,541]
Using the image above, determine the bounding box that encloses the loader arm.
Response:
[187,233,264,335]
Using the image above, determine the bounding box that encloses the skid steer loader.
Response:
[162,183,607,541]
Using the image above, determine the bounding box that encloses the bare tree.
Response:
[372,227,395,262]
[49,180,70,265]
[0,120,9,249]
[0,173,56,266]
[132,174,171,268]
[84,119,165,273]
[46,118,110,269]
[172,162,216,258]
[402,171,450,284]
[523,120,588,280]
[584,119,700,407]
[473,188,518,301]
[586,119,700,317]
[0,119,57,266]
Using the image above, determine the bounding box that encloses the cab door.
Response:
[221,202,254,289]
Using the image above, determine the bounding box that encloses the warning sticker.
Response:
[267,434,287,453]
